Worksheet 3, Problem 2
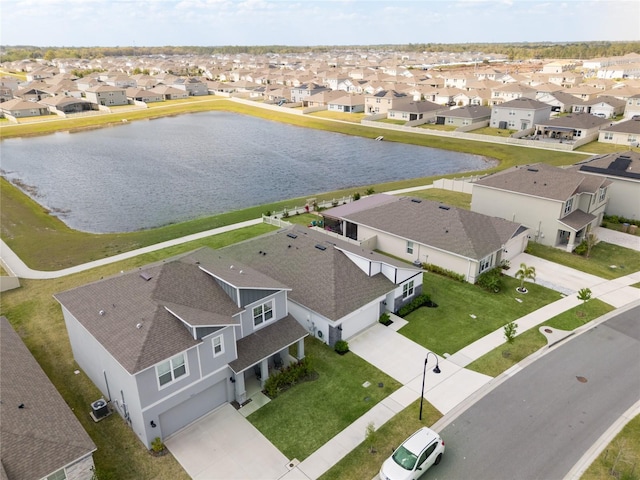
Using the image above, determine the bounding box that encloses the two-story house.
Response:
[84,84,128,106]
[490,97,552,131]
[471,163,611,251]
[364,89,409,115]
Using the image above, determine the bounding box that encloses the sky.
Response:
[1,0,638,48]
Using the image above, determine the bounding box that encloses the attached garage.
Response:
[340,301,379,340]
[160,381,227,438]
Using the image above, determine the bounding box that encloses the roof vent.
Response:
[527,168,539,172]
[438,205,450,210]
[136,322,143,329]
[411,198,422,203]
[99,310,105,316]
[315,244,327,251]
[287,233,298,239]
[140,272,152,281]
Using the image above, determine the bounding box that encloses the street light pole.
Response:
[419,351,441,421]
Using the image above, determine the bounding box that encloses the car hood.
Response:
[380,457,413,480]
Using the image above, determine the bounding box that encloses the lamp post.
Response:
[419,351,441,421]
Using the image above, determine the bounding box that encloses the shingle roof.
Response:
[536,112,610,129]
[444,105,491,119]
[340,196,522,260]
[572,151,640,181]
[221,226,402,321]
[600,116,640,134]
[474,163,606,201]
[496,97,551,110]
[558,209,596,230]
[1,316,96,480]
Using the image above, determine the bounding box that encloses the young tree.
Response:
[577,287,592,317]
[365,421,377,454]
[584,233,598,258]
[504,321,518,344]
[515,263,536,293]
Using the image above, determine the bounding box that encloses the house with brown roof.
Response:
[471,163,611,251]
[327,93,366,113]
[388,99,443,124]
[569,151,640,220]
[321,194,529,284]
[598,116,640,146]
[0,98,50,119]
[1,316,97,480]
[55,227,420,448]
[364,89,409,115]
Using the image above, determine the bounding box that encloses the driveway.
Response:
[165,403,293,480]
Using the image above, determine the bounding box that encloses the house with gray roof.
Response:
[321,194,529,284]
[435,105,491,128]
[472,163,611,251]
[490,97,552,131]
[569,151,640,220]
[55,248,308,449]
[387,99,444,124]
[533,112,611,142]
[84,84,128,106]
[1,316,97,480]
[54,226,419,448]
[598,116,640,146]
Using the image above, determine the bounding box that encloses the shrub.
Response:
[263,358,313,399]
[353,192,361,201]
[264,210,272,217]
[397,293,432,317]
[334,340,349,354]
[365,187,375,195]
[379,312,390,325]
[151,437,165,453]
[424,263,466,282]
[476,267,503,293]
[574,240,588,256]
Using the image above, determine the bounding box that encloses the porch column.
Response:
[566,231,577,253]
[297,339,305,361]
[259,360,268,388]
[234,374,246,405]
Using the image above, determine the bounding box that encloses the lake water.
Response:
[1,111,495,233]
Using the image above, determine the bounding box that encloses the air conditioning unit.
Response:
[91,398,109,419]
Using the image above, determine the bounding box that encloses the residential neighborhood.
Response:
[1,45,640,480]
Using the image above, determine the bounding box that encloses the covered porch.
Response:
[556,210,597,252]
[228,315,307,408]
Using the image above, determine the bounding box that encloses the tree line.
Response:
[1,42,638,64]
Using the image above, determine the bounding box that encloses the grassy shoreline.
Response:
[1,99,581,270]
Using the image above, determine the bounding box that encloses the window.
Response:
[253,300,273,326]
[213,335,224,357]
[628,135,637,143]
[479,254,493,273]
[599,187,607,202]
[406,241,414,254]
[157,354,187,387]
[564,197,574,215]
[47,470,67,480]
[604,132,613,140]
[402,280,415,299]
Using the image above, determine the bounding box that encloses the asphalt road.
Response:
[428,305,640,480]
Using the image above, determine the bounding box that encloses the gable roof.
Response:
[443,105,491,119]
[221,226,405,321]
[600,116,640,134]
[1,316,96,480]
[495,97,551,110]
[474,163,608,201]
[339,195,523,260]
[536,112,610,129]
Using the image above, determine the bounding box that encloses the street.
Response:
[430,304,640,480]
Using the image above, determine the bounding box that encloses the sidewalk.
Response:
[280,263,640,479]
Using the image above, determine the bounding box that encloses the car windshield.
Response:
[392,445,418,470]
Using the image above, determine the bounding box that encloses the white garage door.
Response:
[160,381,227,438]
[341,302,378,339]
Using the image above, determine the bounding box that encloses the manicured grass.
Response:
[400,272,563,356]
[469,126,517,137]
[581,414,640,480]
[417,124,457,131]
[526,241,640,280]
[0,225,273,480]
[308,110,365,123]
[247,337,402,461]
[319,399,442,480]
[466,299,614,377]
[575,141,640,155]
[403,188,472,209]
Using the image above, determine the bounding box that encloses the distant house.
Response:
[0,98,49,118]
[490,83,537,105]
[307,89,348,107]
[472,163,610,251]
[39,95,98,114]
[435,105,491,128]
[598,116,640,146]
[569,151,640,220]
[125,87,164,103]
[624,94,640,118]
[290,82,330,105]
[327,93,366,113]
[388,99,443,123]
[577,95,626,118]
[364,89,409,115]
[85,85,128,106]
[149,85,189,100]
[533,113,610,142]
[172,77,209,96]
[321,194,529,284]
[1,316,97,480]
[490,97,552,131]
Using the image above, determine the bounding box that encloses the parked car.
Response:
[379,427,445,480]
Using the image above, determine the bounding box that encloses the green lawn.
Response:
[526,241,640,280]
[319,399,442,480]
[248,337,401,461]
[402,188,472,209]
[400,272,563,356]
[466,299,614,377]
[581,414,640,480]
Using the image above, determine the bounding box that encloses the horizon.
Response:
[1,0,638,48]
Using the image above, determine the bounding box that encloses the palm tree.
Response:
[515,263,536,293]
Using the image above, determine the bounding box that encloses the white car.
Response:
[379,427,445,480]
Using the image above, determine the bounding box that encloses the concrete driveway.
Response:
[165,403,293,480]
